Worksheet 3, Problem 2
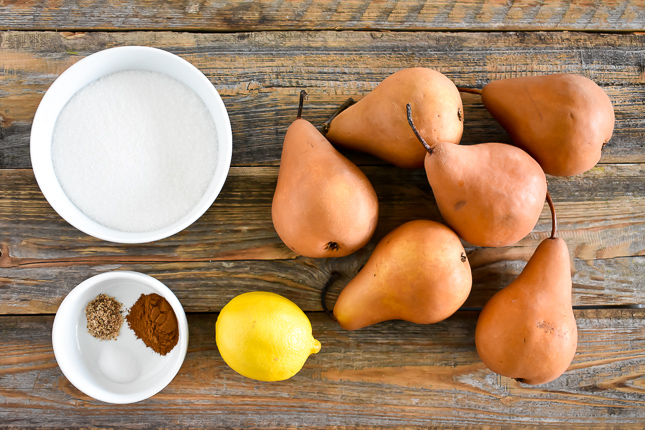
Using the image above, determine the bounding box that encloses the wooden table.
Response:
[1,1,644,427]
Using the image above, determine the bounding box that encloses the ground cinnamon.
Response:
[126,293,179,356]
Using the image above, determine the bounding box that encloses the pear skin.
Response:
[326,68,463,169]
[272,94,378,258]
[333,220,472,330]
[482,74,615,176]
[406,103,547,247]
[475,237,578,385]
[425,142,547,247]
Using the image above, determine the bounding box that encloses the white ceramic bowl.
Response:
[31,46,232,243]
[52,271,189,404]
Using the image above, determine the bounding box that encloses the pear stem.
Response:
[457,87,483,95]
[297,90,308,119]
[322,97,356,134]
[406,103,433,155]
[546,191,557,239]
[321,272,340,322]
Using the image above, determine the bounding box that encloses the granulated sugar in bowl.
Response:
[30,46,232,243]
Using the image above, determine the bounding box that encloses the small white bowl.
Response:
[52,271,189,404]
[30,46,232,243]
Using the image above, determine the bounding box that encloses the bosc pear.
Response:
[332,220,472,330]
[478,73,614,177]
[475,193,578,385]
[272,91,378,258]
[407,104,546,247]
[325,68,464,169]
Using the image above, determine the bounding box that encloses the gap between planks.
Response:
[1,27,644,34]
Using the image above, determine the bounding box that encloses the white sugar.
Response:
[98,343,141,384]
[52,70,218,233]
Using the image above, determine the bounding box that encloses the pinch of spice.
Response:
[126,293,179,356]
[85,293,124,341]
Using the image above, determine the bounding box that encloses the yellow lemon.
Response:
[216,291,321,381]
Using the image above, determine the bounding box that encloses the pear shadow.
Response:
[459,93,512,146]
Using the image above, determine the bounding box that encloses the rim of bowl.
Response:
[52,271,189,404]
[31,46,232,243]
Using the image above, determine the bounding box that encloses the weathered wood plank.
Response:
[1,31,643,168]
[0,0,643,32]
[1,165,642,260]
[1,254,643,314]
[1,310,644,427]
[0,165,643,313]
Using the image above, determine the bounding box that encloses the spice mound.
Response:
[85,293,124,341]
[126,293,179,356]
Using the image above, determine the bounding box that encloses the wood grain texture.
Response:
[0,3,643,427]
[1,310,644,428]
[0,165,643,313]
[1,255,643,314]
[1,31,643,168]
[0,0,643,31]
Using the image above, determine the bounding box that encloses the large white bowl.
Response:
[52,271,189,404]
[31,46,232,243]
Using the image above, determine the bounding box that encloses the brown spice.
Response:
[85,293,123,340]
[126,293,179,356]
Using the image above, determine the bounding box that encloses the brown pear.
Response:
[475,194,577,385]
[481,73,615,176]
[407,104,547,247]
[272,91,378,258]
[333,220,472,330]
[325,68,463,169]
